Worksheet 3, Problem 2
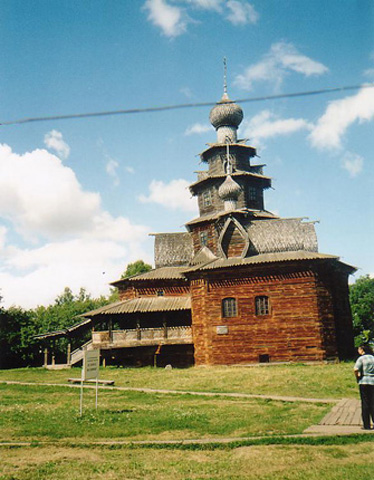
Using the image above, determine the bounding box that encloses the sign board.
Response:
[83,349,100,381]
[79,348,100,416]
[216,325,229,335]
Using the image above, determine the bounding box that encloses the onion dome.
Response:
[218,175,242,201]
[209,93,243,130]
[209,92,243,144]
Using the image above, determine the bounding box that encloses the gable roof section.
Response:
[151,232,194,268]
[247,218,318,254]
[190,246,218,265]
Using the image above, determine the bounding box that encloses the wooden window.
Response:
[222,297,237,318]
[202,189,212,207]
[255,296,270,315]
[248,187,257,202]
[199,230,208,246]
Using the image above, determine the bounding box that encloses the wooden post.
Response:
[163,318,167,339]
[67,342,71,366]
[44,348,48,368]
[108,318,113,343]
[136,320,141,340]
[52,354,55,366]
[154,344,162,368]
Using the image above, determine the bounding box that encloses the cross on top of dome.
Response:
[209,59,243,143]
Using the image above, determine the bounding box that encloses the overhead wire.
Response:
[1,83,374,126]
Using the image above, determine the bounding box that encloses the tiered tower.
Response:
[186,87,275,259]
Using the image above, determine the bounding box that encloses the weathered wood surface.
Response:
[68,378,115,385]
[191,265,346,366]
[319,399,361,426]
[92,326,193,349]
[119,285,189,301]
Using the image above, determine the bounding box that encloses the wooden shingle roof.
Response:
[111,266,188,287]
[80,296,191,318]
[151,232,194,268]
[185,208,278,227]
[184,250,356,273]
[247,218,318,254]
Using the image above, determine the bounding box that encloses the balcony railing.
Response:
[92,326,193,349]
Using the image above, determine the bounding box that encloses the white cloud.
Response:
[125,166,135,174]
[234,42,328,90]
[309,86,374,150]
[341,152,363,177]
[0,144,101,239]
[143,0,258,36]
[44,130,70,159]
[143,0,189,37]
[242,110,312,146]
[139,179,197,213]
[0,236,151,309]
[226,0,258,25]
[186,0,223,11]
[0,225,7,251]
[106,157,120,186]
[0,143,151,308]
[185,123,211,135]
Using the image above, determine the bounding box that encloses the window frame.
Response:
[222,297,238,318]
[248,187,257,202]
[202,189,212,208]
[199,230,208,247]
[255,296,270,316]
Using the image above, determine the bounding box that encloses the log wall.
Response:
[190,223,218,255]
[118,284,190,301]
[190,266,342,365]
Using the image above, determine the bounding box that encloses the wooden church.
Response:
[38,84,356,367]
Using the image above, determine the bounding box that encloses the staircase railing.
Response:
[69,339,93,365]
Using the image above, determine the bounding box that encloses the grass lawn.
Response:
[0,364,368,480]
[1,443,374,480]
[0,361,358,399]
[0,383,328,441]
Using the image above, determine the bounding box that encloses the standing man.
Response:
[354,344,374,430]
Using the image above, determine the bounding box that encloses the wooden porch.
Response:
[92,325,193,349]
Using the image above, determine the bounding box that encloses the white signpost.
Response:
[80,348,100,416]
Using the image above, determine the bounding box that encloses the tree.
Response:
[350,275,374,346]
[121,260,152,279]
[0,287,115,368]
[32,287,112,360]
[0,306,36,368]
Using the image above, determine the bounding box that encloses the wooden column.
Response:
[108,318,113,343]
[44,348,48,368]
[163,316,167,339]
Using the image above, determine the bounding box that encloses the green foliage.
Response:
[0,287,113,368]
[33,287,108,334]
[349,275,374,346]
[121,260,152,279]
[0,306,35,368]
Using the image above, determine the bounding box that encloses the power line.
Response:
[1,83,373,127]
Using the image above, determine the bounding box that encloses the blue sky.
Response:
[0,0,373,308]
